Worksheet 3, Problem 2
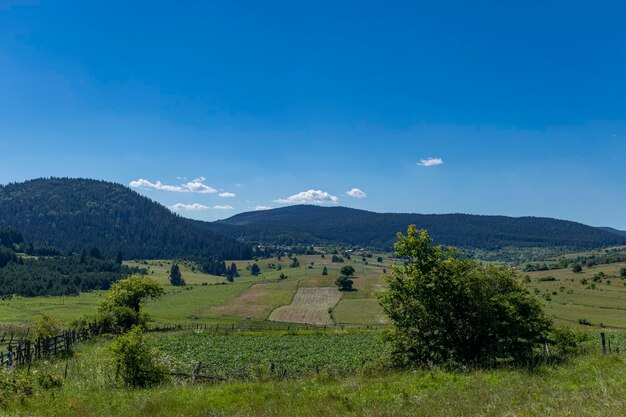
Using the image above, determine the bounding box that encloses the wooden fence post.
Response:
[192,361,202,383]
[600,332,606,354]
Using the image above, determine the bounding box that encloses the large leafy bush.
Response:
[379,226,552,368]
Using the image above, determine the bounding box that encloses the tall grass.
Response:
[2,336,625,417]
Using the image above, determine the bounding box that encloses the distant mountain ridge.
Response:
[206,205,626,250]
[598,227,626,238]
[0,178,252,260]
[1,178,623,258]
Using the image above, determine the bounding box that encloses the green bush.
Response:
[537,276,557,282]
[340,266,355,277]
[0,370,61,406]
[379,226,552,368]
[94,275,164,332]
[331,255,344,263]
[335,276,353,291]
[548,327,590,360]
[32,314,62,339]
[0,371,34,406]
[108,326,167,387]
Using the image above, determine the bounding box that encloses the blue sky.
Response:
[1,1,626,227]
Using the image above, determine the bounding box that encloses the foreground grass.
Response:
[3,339,625,417]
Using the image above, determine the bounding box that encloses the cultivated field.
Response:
[269,287,342,324]
[155,330,384,379]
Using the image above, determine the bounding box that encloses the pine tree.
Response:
[169,263,185,286]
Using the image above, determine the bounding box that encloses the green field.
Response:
[2,335,624,417]
[524,261,626,330]
[2,251,625,416]
[0,251,624,332]
[0,254,391,327]
[155,330,385,378]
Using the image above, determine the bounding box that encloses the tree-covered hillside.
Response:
[211,205,626,250]
[196,222,321,246]
[0,178,252,260]
[598,227,626,237]
[0,227,146,297]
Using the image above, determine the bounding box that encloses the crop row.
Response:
[154,331,385,379]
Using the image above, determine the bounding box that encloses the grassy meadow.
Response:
[0,254,391,327]
[524,261,626,330]
[1,333,624,417]
[0,250,625,331]
[1,250,625,416]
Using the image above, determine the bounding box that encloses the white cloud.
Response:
[417,157,444,167]
[255,205,272,211]
[169,203,210,211]
[129,177,217,193]
[214,205,234,210]
[274,189,339,205]
[184,177,218,193]
[345,188,367,199]
[218,192,236,198]
[129,179,185,192]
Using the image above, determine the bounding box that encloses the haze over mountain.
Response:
[209,205,626,250]
[0,178,252,260]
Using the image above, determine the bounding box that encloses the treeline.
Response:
[0,226,23,247]
[0,178,252,260]
[523,248,626,272]
[0,250,146,297]
[210,205,626,251]
[199,259,229,276]
[252,245,319,259]
[200,222,321,247]
[198,259,239,279]
[0,227,146,297]
[0,247,18,268]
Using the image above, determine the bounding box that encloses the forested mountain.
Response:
[598,227,626,237]
[0,178,252,260]
[208,205,626,250]
[196,222,320,246]
[2,178,622,260]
